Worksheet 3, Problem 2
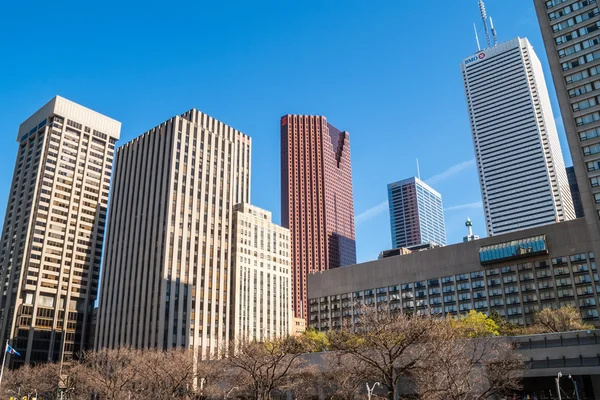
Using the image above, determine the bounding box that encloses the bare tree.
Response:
[133,349,197,398]
[0,362,59,399]
[327,306,448,400]
[77,348,140,400]
[533,306,594,333]
[413,325,523,400]
[321,353,368,400]
[222,335,315,400]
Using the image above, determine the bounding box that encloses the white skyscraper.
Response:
[461,36,575,236]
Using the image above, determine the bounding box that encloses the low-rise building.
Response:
[308,218,600,330]
[291,317,306,336]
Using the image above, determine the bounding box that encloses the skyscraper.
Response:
[533,0,600,231]
[461,37,575,236]
[566,166,585,218]
[0,96,120,366]
[281,115,356,320]
[387,177,447,249]
[96,109,250,359]
[231,203,291,341]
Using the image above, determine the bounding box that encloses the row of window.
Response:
[553,7,600,33]
[556,20,600,45]
[550,0,597,21]
[562,48,600,71]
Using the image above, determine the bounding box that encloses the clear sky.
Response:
[0,0,571,263]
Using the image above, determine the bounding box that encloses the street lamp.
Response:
[568,375,580,400]
[556,372,562,400]
[366,382,380,400]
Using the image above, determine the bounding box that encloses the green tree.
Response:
[488,310,527,336]
[451,310,499,338]
[302,328,330,352]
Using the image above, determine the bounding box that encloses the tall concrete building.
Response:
[534,0,600,235]
[96,109,250,359]
[0,96,120,366]
[461,37,575,236]
[566,166,585,218]
[281,115,356,320]
[387,177,446,249]
[231,203,291,341]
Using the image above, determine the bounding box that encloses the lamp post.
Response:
[555,372,562,400]
[366,382,380,400]
[569,375,580,400]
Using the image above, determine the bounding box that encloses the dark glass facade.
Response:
[566,166,585,218]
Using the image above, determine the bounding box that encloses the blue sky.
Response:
[0,0,570,263]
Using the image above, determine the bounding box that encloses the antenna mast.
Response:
[490,16,498,46]
[478,0,491,48]
[474,23,481,51]
[416,159,421,180]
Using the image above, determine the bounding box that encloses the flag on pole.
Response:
[5,344,20,357]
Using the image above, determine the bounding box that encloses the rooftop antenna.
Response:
[474,23,481,51]
[490,16,498,46]
[479,0,491,48]
[416,159,421,180]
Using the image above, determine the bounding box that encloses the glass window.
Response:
[479,236,547,264]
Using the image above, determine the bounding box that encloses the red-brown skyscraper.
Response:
[281,115,356,320]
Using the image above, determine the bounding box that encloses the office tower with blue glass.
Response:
[387,177,447,249]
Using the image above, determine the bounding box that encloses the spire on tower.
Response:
[463,217,479,242]
[489,16,498,46]
[478,0,491,48]
[474,23,481,51]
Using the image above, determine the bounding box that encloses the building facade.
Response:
[280,115,356,320]
[231,203,291,341]
[96,109,250,359]
[308,218,600,331]
[0,96,120,366]
[461,37,575,236]
[534,0,600,236]
[567,166,585,218]
[387,177,446,249]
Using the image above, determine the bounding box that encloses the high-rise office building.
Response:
[96,109,250,359]
[231,203,291,341]
[461,37,575,236]
[387,177,446,249]
[566,166,585,218]
[281,115,356,320]
[534,0,600,232]
[0,96,120,366]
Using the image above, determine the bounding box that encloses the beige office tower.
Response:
[96,109,251,359]
[231,203,291,342]
[0,96,120,367]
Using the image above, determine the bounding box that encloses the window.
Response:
[576,111,600,126]
[580,126,600,141]
[587,160,600,171]
[583,142,600,155]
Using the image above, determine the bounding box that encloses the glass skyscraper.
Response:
[387,177,447,249]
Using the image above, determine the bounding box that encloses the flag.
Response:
[6,344,20,357]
